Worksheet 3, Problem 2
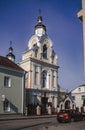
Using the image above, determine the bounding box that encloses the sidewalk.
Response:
[0,114,56,121]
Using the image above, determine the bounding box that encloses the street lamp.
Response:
[1,94,5,102]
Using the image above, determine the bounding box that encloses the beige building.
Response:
[18,15,59,112]
[77,0,85,74]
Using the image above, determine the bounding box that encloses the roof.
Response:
[6,52,15,59]
[70,84,85,93]
[0,56,24,72]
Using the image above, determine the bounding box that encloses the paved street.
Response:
[0,117,55,130]
[0,117,85,130]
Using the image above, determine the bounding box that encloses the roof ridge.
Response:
[0,56,24,72]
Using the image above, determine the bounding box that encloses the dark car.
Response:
[57,109,84,123]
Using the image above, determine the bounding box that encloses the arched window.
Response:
[35,49,38,57]
[65,100,70,109]
[33,44,36,48]
[52,56,55,63]
[33,44,38,57]
[42,71,47,88]
[43,44,47,58]
[52,71,56,87]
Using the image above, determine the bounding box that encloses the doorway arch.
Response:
[65,100,70,109]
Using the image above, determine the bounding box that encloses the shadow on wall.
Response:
[4,99,18,113]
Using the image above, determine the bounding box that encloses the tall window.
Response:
[35,49,38,57]
[52,71,56,87]
[4,76,11,87]
[33,44,38,58]
[42,71,47,88]
[43,44,47,58]
[52,56,54,63]
[53,75,55,87]
[34,66,38,85]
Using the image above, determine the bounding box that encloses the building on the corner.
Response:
[59,96,76,111]
[18,15,59,113]
[58,87,76,111]
[71,84,85,112]
[0,46,25,114]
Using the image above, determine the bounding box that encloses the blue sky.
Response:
[0,0,84,91]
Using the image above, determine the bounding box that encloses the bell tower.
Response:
[18,14,59,111]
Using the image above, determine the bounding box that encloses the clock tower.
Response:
[18,15,59,113]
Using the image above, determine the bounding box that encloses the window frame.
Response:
[34,66,38,85]
[4,76,11,88]
[42,71,47,88]
[43,44,47,58]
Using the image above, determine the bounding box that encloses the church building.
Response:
[18,15,59,112]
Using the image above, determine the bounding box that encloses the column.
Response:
[53,97,57,109]
[56,70,58,90]
[50,69,53,90]
[31,63,34,88]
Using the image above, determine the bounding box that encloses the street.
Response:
[0,117,85,130]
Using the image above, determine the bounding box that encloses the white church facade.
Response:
[18,15,59,113]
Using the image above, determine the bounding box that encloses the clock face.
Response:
[37,29,42,36]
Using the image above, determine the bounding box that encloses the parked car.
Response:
[57,109,84,123]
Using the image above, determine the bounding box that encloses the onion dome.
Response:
[6,41,15,62]
[35,16,46,32]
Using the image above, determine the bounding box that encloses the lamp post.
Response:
[0,94,5,103]
[1,95,5,102]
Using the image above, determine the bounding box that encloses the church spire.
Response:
[6,41,15,62]
[37,16,42,23]
[37,9,42,23]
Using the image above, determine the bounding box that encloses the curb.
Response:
[0,115,56,121]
